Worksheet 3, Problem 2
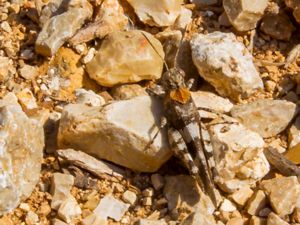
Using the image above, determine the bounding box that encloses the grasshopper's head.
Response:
[161,68,187,90]
[161,68,191,104]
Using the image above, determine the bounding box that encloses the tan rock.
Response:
[246,190,268,216]
[75,89,105,107]
[122,190,137,205]
[172,7,192,30]
[191,91,233,113]
[0,93,44,215]
[69,0,128,45]
[19,64,38,80]
[94,195,129,221]
[35,0,93,56]
[288,116,300,149]
[86,30,164,87]
[267,212,289,225]
[50,173,74,210]
[127,0,182,27]
[231,99,297,138]
[226,218,244,225]
[81,213,108,225]
[260,14,294,41]
[180,211,217,225]
[249,216,266,225]
[260,176,300,216]
[191,32,263,101]
[223,0,268,31]
[58,196,82,223]
[16,88,38,111]
[163,175,215,217]
[25,211,39,225]
[230,186,254,206]
[0,56,15,82]
[58,96,171,172]
[220,199,237,212]
[110,84,147,100]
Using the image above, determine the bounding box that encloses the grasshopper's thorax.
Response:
[161,68,191,104]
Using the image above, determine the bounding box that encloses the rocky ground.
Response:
[1,0,300,224]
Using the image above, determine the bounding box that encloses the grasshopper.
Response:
[142,32,217,206]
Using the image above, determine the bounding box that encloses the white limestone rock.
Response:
[223,0,268,31]
[191,32,263,101]
[94,195,129,221]
[57,196,82,223]
[0,93,44,215]
[209,117,269,193]
[75,89,105,107]
[58,96,170,172]
[50,173,74,210]
[35,0,93,56]
[126,0,182,27]
[231,99,297,138]
[86,30,164,87]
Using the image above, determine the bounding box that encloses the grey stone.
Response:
[231,99,297,138]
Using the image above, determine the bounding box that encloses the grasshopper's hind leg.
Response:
[168,127,205,190]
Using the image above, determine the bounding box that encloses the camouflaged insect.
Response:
[147,66,218,206]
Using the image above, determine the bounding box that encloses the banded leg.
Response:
[167,127,205,190]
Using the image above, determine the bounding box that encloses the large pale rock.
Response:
[127,0,182,27]
[58,96,170,172]
[86,30,164,87]
[223,0,268,31]
[191,32,263,101]
[231,99,297,138]
[209,117,269,193]
[260,176,300,217]
[0,93,44,215]
[35,0,93,56]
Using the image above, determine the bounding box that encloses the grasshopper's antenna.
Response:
[174,22,190,69]
[141,31,169,72]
